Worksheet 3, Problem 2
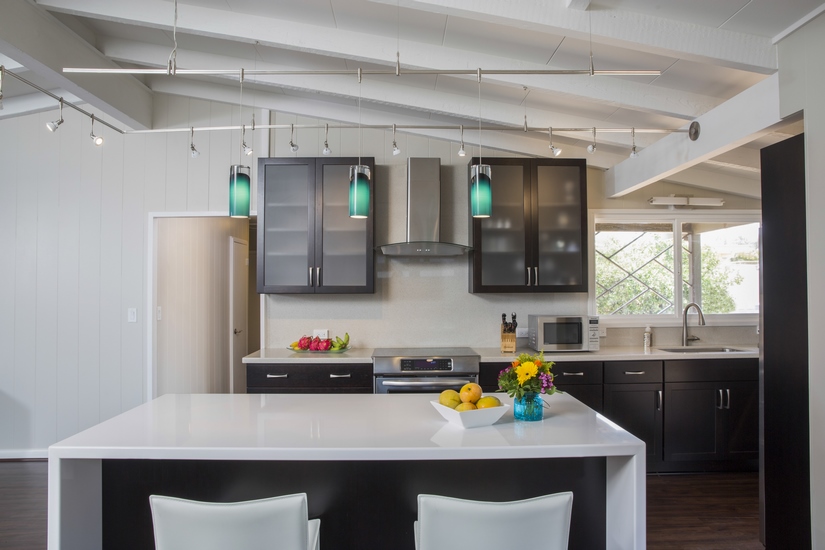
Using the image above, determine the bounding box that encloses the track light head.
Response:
[630,145,639,158]
[46,118,64,132]
[323,141,331,155]
[90,132,104,146]
[549,144,562,157]
[190,144,200,158]
[392,141,401,156]
[243,142,253,156]
[289,140,299,153]
[458,145,466,157]
[587,143,596,154]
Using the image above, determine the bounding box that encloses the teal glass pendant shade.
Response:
[229,165,251,218]
[349,165,371,218]
[471,164,492,218]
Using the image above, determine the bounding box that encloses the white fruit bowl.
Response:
[430,400,510,429]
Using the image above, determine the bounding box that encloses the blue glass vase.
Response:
[514,392,544,421]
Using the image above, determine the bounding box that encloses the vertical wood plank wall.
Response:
[0,96,256,456]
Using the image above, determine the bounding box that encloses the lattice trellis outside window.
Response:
[595,222,678,316]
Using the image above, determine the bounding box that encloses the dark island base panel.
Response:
[103,457,607,550]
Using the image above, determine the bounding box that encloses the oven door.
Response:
[374,375,478,394]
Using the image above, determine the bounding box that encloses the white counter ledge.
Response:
[48,393,645,550]
[243,347,375,364]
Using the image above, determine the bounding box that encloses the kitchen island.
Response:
[48,392,645,549]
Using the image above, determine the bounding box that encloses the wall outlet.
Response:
[313,329,329,339]
[516,327,528,338]
[599,326,607,337]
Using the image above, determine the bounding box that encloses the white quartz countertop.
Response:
[244,345,758,364]
[48,393,643,462]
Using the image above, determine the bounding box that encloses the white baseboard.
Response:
[0,449,48,460]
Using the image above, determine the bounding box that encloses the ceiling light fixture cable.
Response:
[458,125,466,157]
[47,97,65,132]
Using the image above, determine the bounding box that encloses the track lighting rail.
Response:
[62,67,661,77]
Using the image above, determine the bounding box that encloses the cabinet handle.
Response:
[266,374,288,378]
[562,372,584,376]
[316,267,320,286]
[526,267,532,286]
[309,267,314,287]
[329,373,351,378]
[717,389,724,409]
[725,388,731,410]
[624,371,645,375]
[657,390,662,411]
[534,267,538,285]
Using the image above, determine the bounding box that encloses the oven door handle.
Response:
[379,379,475,387]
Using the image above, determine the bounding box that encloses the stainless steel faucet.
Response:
[682,302,706,346]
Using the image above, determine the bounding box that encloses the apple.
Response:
[459,382,483,404]
[476,396,502,409]
[438,389,462,409]
[455,402,477,412]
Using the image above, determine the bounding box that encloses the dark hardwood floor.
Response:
[0,461,762,550]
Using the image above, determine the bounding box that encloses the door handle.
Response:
[309,267,314,287]
[717,389,724,409]
[533,267,538,285]
[526,267,532,286]
[233,328,243,335]
[725,388,731,410]
[316,267,320,286]
[657,390,662,411]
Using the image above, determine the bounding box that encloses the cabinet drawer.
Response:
[553,361,602,385]
[604,361,663,384]
[247,363,373,389]
[664,358,758,382]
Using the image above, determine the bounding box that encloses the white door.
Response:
[229,237,249,393]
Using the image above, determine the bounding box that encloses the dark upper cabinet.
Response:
[257,157,375,294]
[469,158,588,293]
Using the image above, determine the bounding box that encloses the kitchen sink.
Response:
[656,346,746,353]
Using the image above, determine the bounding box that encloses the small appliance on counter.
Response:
[528,315,600,352]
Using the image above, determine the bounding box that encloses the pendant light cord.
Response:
[478,68,482,166]
[167,0,178,75]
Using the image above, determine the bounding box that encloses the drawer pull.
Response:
[562,372,585,376]
[329,373,352,378]
[266,373,288,378]
[624,371,646,375]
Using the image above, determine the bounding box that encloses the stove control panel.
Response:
[400,358,452,372]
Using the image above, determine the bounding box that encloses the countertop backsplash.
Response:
[601,325,759,348]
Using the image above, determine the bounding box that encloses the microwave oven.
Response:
[527,315,600,352]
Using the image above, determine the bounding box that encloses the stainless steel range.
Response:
[372,347,480,394]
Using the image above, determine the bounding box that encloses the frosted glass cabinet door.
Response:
[260,161,314,291]
[535,163,586,289]
[473,162,529,289]
[318,162,373,292]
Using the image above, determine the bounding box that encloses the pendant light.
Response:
[471,70,492,218]
[229,68,250,218]
[349,69,370,219]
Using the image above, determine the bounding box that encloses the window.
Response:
[592,212,760,322]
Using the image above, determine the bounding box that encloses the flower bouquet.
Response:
[497,352,556,421]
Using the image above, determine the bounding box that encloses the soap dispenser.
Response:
[643,326,652,348]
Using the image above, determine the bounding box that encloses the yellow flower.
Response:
[516,361,538,385]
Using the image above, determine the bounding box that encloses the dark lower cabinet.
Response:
[246,363,373,393]
[663,359,758,470]
[553,361,603,413]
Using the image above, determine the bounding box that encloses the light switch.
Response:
[127,308,137,323]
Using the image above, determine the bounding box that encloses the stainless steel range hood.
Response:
[378,157,472,256]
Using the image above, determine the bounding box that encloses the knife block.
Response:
[500,325,516,353]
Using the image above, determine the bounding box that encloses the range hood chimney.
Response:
[379,158,472,256]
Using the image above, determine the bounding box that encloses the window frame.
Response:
[588,209,761,328]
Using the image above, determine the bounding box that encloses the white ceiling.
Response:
[1,0,821,199]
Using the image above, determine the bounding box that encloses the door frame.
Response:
[229,236,249,394]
